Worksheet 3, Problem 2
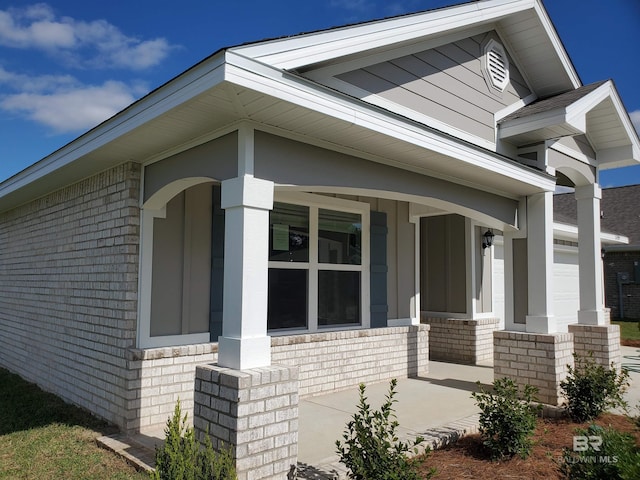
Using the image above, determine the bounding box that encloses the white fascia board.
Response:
[233,0,534,70]
[499,109,578,139]
[0,54,226,201]
[225,51,556,192]
[553,222,628,245]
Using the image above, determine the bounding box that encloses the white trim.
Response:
[269,191,370,333]
[234,0,536,70]
[552,221,628,245]
[301,23,494,81]
[548,141,596,166]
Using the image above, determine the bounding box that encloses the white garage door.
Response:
[493,240,580,332]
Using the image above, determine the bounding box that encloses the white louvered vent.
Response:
[482,39,509,93]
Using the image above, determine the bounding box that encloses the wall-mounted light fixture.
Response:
[482,229,495,250]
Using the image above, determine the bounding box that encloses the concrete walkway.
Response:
[98,346,640,479]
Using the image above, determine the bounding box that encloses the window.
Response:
[267,193,369,332]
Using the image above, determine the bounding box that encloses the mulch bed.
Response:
[622,339,640,348]
[417,413,640,479]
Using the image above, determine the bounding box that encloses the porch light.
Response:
[482,229,495,250]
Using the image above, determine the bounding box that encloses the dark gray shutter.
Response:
[370,210,388,328]
[209,184,224,341]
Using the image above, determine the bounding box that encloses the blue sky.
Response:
[1,0,639,187]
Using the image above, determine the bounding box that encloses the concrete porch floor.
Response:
[99,346,640,478]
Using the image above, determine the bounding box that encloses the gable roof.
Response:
[233,0,580,98]
[0,0,634,217]
[499,80,640,168]
[554,185,640,247]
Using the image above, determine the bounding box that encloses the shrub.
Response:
[151,399,237,480]
[336,379,435,480]
[560,353,629,423]
[471,377,542,460]
[559,424,640,480]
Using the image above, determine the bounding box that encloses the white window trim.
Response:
[271,191,370,333]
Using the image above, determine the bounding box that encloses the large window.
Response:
[267,193,369,332]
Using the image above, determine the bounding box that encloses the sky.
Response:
[0,0,639,187]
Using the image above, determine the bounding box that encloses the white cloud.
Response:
[630,110,640,135]
[0,74,146,133]
[0,4,173,70]
[0,65,76,92]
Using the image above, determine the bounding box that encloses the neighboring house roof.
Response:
[554,185,640,247]
[0,0,637,216]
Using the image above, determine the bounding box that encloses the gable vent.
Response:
[482,39,509,93]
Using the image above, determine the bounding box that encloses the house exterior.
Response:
[555,184,640,319]
[1,1,639,477]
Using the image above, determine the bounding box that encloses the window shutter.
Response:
[209,185,225,340]
[370,210,388,328]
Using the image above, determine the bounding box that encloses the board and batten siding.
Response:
[336,31,532,143]
[150,183,213,337]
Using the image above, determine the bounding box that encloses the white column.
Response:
[525,191,556,333]
[575,183,605,325]
[218,174,274,370]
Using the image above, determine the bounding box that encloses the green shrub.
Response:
[471,377,542,460]
[151,399,237,480]
[560,353,629,423]
[336,379,435,480]
[559,424,640,480]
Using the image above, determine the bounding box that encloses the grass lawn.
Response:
[613,318,640,345]
[0,368,148,480]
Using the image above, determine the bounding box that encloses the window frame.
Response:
[269,191,370,334]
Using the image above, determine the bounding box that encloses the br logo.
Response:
[573,435,602,452]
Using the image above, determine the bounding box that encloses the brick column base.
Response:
[494,331,574,406]
[424,317,499,364]
[568,324,621,370]
[194,364,299,480]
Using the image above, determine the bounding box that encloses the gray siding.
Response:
[336,31,531,143]
[151,183,213,337]
[254,131,519,227]
[144,132,237,204]
[513,238,528,324]
[420,215,467,314]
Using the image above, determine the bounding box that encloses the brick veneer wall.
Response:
[0,163,141,428]
[494,331,574,405]
[127,343,218,433]
[423,317,498,364]
[568,324,621,370]
[271,325,429,397]
[194,364,299,480]
[132,326,428,433]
